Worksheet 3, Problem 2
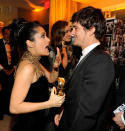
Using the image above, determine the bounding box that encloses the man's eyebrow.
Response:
[70,25,76,28]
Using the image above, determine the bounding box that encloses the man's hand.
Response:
[113,112,125,129]
[54,110,64,126]
[54,114,61,126]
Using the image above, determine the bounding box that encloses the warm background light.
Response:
[25,0,44,11]
[49,0,77,37]
[102,3,125,11]
[1,0,125,37]
[32,8,44,12]
[72,0,125,11]
[49,0,125,36]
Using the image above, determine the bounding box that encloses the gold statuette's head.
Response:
[56,77,65,96]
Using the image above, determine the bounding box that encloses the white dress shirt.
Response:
[76,42,100,67]
[121,113,125,125]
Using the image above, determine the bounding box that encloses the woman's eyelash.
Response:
[41,34,45,38]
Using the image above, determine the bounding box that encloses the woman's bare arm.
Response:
[10,61,65,114]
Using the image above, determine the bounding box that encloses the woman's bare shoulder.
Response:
[16,60,35,76]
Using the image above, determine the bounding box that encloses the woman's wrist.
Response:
[46,100,51,108]
[47,99,54,108]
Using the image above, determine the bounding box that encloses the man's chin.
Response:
[73,41,81,48]
[73,40,78,46]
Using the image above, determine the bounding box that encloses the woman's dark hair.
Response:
[18,21,42,51]
[51,20,68,48]
[11,19,42,51]
[71,6,106,41]
[9,18,28,46]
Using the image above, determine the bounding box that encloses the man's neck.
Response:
[82,39,99,50]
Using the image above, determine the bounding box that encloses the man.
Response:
[0,26,16,118]
[57,6,115,131]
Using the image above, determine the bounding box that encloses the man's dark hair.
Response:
[2,25,11,35]
[71,6,106,40]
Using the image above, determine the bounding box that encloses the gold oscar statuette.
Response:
[56,77,65,96]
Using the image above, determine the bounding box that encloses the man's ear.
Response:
[26,40,34,48]
[89,27,95,36]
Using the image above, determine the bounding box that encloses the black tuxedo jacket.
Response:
[0,39,12,69]
[0,39,17,69]
[118,63,125,103]
[0,39,18,113]
[58,45,115,131]
[0,38,18,84]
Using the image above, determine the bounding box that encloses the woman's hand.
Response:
[53,47,61,68]
[48,87,65,108]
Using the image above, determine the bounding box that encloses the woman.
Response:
[51,20,81,80]
[51,21,82,128]
[9,21,65,131]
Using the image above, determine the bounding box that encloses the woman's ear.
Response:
[26,40,34,48]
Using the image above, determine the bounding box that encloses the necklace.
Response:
[15,51,44,79]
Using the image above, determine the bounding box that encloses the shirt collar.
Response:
[3,39,8,45]
[82,42,100,57]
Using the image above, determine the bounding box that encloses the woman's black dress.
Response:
[11,76,55,131]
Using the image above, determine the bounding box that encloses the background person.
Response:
[0,25,17,118]
[51,20,81,81]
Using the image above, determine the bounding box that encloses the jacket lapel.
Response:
[67,45,102,84]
